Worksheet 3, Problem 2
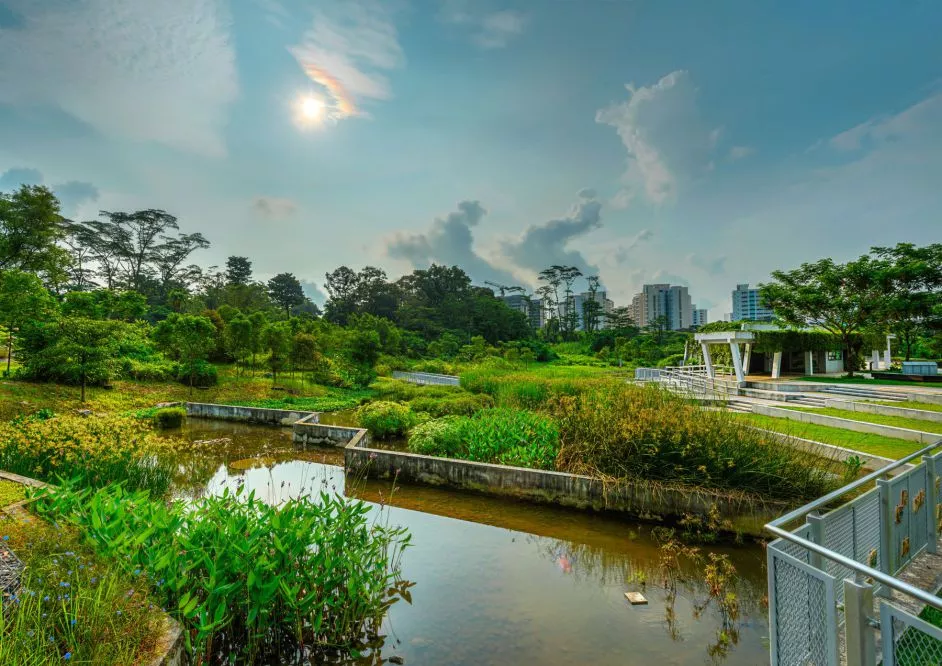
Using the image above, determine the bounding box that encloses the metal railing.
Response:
[658,365,742,399]
[391,370,461,386]
[766,438,942,665]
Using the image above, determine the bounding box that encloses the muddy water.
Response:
[170,419,771,666]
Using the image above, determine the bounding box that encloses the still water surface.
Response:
[170,419,770,666]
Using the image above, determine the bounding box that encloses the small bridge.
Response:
[391,370,461,386]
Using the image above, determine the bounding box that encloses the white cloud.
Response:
[687,252,727,276]
[596,70,717,205]
[288,1,404,121]
[0,0,238,158]
[252,196,298,218]
[612,229,653,265]
[440,2,527,49]
[829,93,942,153]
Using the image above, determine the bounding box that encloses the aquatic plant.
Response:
[356,401,415,439]
[153,406,186,429]
[31,482,411,664]
[408,408,560,469]
[0,413,178,495]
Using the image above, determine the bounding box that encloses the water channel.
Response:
[168,418,771,665]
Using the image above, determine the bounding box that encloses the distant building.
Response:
[563,291,615,331]
[691,308,708,327]
[502,294,544,329]
[629,284,693,331]
[732,283,774,321]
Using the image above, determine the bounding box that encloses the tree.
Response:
[605,306,635,330]
[50,317,123,402]
[153,313,217,391]
[0,270,57,374]
[267,273,305,317]
[538,265,582,339]
[225,256,253,286]
[0,185,70,285]
[871,243,942,360]
[226,314,253,372]
[760,256,885,376]
[324,266,360,324]
[262,322,292,383]
[582,275,603,334]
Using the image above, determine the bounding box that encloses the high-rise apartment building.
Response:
[629,284,693,330]
[731,283,774,321]
[501,294,545,329]
[566,291,615,331]
[691,308,708,327]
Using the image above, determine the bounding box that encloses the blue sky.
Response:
[0,0,939,317]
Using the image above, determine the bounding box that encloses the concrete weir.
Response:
[180,402,788,533]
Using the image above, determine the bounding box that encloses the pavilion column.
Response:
[729,341,745,385]
[700,342,715,379]
[771,351,783,379]
[804,350,814,375]
[743,343,752,375]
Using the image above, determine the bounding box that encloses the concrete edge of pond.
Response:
[0,472,185,666]
[175,401,788,535]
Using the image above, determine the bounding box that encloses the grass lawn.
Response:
[0,367,373,419]
[868,400,942,413]
[783,406,942,435]
[735,413,923,460]
[798,375,942,389]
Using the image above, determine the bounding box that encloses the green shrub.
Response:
[154,406,186,429]
[121,357,178,381]
[356,401,414,439]
[32,483,411,664]
[407,408,559,469]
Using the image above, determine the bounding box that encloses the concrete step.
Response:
[818,385,911,401]
[726,400,754,414]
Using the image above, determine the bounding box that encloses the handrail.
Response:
[766,437,942,611]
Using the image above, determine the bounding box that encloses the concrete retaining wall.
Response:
[344,441,787,534]
[823,398,942,423]
[293,414,369,448]
[184,402,314,426]
[752,404,939,444]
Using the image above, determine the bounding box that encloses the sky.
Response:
[0,0,939,318]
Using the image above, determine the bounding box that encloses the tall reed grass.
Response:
[552,383,840,502]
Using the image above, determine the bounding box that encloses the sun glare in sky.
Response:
[294,94,326,128]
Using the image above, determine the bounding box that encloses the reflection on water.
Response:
[167,419,771,666]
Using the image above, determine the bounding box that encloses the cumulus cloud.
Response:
[0,168,98,215]
[503,189,603,278]
[252,196,298,218]
[0,167,43,190]
[0,0,238,157]
[596,70,717,205]
[289,1,404,121]
[386,200,518,284]
[440,1,527,49]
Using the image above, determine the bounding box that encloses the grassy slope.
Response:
[798,375,942,388]
[784,406,942,435]
[735,413,922,459]
[868,400,942,413]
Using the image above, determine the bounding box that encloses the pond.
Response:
[169,418,771,666]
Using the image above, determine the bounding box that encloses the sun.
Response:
[301,96,324,120]
[294,94,326,128]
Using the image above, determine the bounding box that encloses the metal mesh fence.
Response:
[391,371,460,386]
[881,602,942,666]
[769,544,837,666]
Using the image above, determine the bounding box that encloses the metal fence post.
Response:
[808,510,824,571]
[926,454,939,554]
[844,578,876,666]
[877,476,894,592]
